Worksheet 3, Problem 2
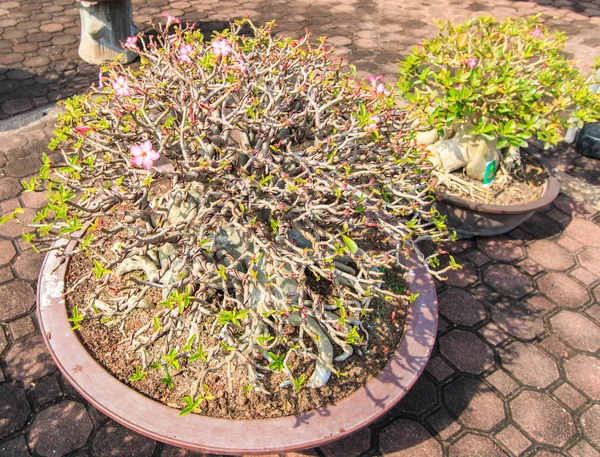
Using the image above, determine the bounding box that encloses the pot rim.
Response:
[37,242,437,455]
[435,153,560,215]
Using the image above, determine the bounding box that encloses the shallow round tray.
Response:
[37,242,437,455]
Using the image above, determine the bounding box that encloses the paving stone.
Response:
[565,218,600,248]
[0,266,14,284]
[465,249,491,266]
[379,418,442,457]
[444,376,505,431]
[438,288,486,327]
[0,239,16,265]
[444,263,478,288]
[501,341,559,388]
[538,272,590,308]
[557,235,584,253]
[0,280,36,322]
[8,315,36,341]
[0,178,22,201]
[12,248,43,282]
[0,327,7,356]
[20,190,48,209]
[395,376,438,415]
[516,257,546,276]
[5,335,56,384]
[550,311,600,352]
[484,264,534,299]
[29,375,62,407]
[564,355,600,401]
[586,305,600,324]
[0,207,36,238]
[568,440,600,457]
[581,404,600,447]
[440,330,495,374]
[426,356,454,381]
[478,322,509,346]
[553,383,588,411]
[570,267,598,286]
[448,433,508,457]
[478,236,524,263]
[425,408,461,441]
[0,435,30,457]
[0,383,31,438]
[486,369,519,397]
[578,248,600,277]
[528,240,575,271]
[161,445,213,456]
[495,424,532,456]
[28,401,93,457]
[92,421,156,457]
[321,427,370,457]
[510,390,575,447]
[491,298,546,340]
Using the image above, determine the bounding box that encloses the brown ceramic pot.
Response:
[433,155,560,239]
[37,241,438,455]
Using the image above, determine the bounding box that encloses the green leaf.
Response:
[341,235,358,254]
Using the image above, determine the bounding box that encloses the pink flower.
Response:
[212,39,232,57]
[179,44,193,64]
[454,83,462,90]
[162,12,181,28]
[98,70,104,89]
[131,140,159,170]
[233,56,247,75]
[530,27,544,39]
[124,36,138,50]
[73,125,94,136]
[464,56,478,69]
[112,75,130,97]
[376,83,391,96]
[367,115,381,130]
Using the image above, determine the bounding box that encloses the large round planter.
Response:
[37,241,437,455]
[433,155,560,239]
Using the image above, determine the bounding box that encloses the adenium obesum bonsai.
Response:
[398,15,600,188]
[3,19,455,414]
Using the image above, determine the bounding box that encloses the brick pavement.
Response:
[1,0,600,121]
[1,0,600,456]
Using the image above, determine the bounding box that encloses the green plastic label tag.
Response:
[482,159,497,186]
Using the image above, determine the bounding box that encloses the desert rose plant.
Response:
[4,19,455,413]
[397,15,600,186]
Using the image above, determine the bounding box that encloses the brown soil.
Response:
[65,229,409,419]
[439,155,548,206]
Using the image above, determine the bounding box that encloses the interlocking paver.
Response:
[321,427,370,457]
[0,384,31,439]
[4,335,56,384]
[527,240,575,271]
[495,425,532,456]
[491,298,546,340]
[578,247,600,277]
[553,383,587,412]
[0,280,35,322]
[564,355,600,401]
[379,418,442,457]
[538,272,590,308]
[444,376,505,431]
[581,405,600,448]
[510,390,575,447]
[484,264,534,299]
[501,341,559,389]
[440,330,495,374]
[92,421,156,457]
[550,310,600,352]
[28,401,93,457]
[478,236,524,263]
[438,288,486,326]
[448,434,508,457]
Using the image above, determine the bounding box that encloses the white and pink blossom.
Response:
[124,36,138,50]
[376,83,391,96]
[112,75,130,97]
[530,27,544,39]
[162,12,181,28]
[212,39,233,57]
[464,56,479,69]
[131,140,160,170]
[179,44,194,64]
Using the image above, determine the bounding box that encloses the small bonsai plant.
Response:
[5,19,454,414]
[397,15,600,190]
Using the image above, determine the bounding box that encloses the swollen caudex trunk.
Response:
[419,120,502,181]
[115,182,345,388]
